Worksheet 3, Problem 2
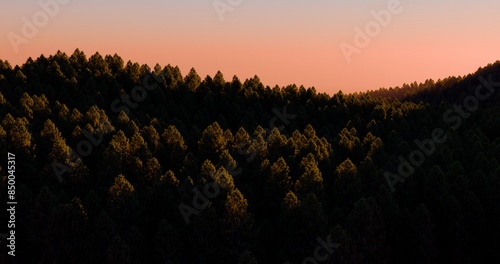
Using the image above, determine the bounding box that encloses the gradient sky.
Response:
[1,0,500,94]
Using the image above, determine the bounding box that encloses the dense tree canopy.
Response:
[1,51,499,263]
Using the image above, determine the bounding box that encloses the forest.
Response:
[0,50,499,264]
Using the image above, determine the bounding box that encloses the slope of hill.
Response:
[1,50,499,264]
[358,61,500,106]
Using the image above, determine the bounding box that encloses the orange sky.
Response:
[1,0,500,94]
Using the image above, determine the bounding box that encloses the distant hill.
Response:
[356,61,500,106]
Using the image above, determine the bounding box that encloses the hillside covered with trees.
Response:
[1,50,499,264]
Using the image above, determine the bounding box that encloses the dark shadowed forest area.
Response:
[1,50,499,264]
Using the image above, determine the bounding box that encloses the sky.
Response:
[1,0,500,94]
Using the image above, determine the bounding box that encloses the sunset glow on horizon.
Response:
[2,0,500,94]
